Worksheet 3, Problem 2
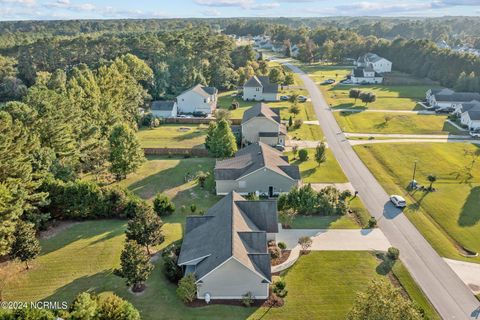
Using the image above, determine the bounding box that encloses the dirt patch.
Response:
[271,250,291,266]
[178,127,191,132]
[39,221,78,240]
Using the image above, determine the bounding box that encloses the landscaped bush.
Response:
[242,292,254,307]
[153,193,175,216]
[278,242,287,250]
[269,246,281,259]
[367,217,377,228]
[162,242,183,283]
[298,149,309,161]
[177,273,197,303]
[273,279,288,298]
[293,119,303,129]
[387,247,400,260]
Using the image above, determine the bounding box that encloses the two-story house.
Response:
[241,103,286,146]
[243,76,279,102]
[356,53,392,73]
[177,84,218,115]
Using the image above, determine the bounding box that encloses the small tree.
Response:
[314,142,327,165]
[288,115,293,128]
[360,92,376,106]
[109,123,145,181]
[153,193,175,216]
[70,292,98,320]
[427,174,437,191]
[10,221,40,270]
[125,203,164,255]
[289,93,299,104]
[273,279,288,298]
[177,273,197,303]
[190,203,197,214]
[196,171,209,188]
[298,236,312,252]
[268,68,285,84]
[284,73,295,86]
[96,293,141,320]
[387,247,400,260]
[242,292,254,307]
[205,119,238,158]
[292,145,298,159]
[349,89,361,103]
[214,109,231,121]
[298,149,309,161]
[120,240,154,292]
[367,217,377,228]
[290,103,300,115]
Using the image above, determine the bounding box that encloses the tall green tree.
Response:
[10,220,41,270]
[108,123,145,181]
[205,119,238,158]
[120,240,154,292]
[125,202,164,255]
[314,142,327,165]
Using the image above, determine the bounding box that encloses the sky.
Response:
[1,0,480,21]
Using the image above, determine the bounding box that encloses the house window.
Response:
[256,88,260,92]
[204,99,207,103]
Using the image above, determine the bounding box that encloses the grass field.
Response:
[354,142,480,262]
[249,251,439,320]
[286,148,347,183]
[334,111,460,135]
[137,124,208,149]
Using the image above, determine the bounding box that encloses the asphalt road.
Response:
[283,60,480,319]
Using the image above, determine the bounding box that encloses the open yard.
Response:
[354,142,480,262]
[137,124,208,149]
[334,111,461,135]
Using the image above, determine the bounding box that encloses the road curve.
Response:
[282,60,480,319]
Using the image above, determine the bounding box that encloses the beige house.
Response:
[214,142,300,196]
[241,103,286,147]
[178,192,278,300]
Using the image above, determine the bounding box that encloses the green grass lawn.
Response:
[249,251,439,320]
[354,143,480,262]
[286,148,347,183]
[137,124,207,149]
[290,215,358,229]
[335,111,460,135]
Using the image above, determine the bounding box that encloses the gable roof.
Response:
[244,76,279,94]
[460,100,480,112]
[466,106,480,120]
[214,142,300,181]
[151,100,176,111]
[179,84,218,98]
[178,192,278,282]
[352,67,382,78]
[357,53,387,64]
[434,91,480,102]
[242,103,281,124]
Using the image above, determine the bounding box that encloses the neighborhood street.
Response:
[282,59,480,319]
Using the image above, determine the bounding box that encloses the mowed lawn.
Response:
[334,111,459,135]
[137,124,208,149]
[354,143,480,262]
[248,251,439,320]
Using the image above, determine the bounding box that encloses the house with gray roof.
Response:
[356,53,392,73]
[150,100,177,118]
[178,191,278,300]
[426,88,480,111]
[214,142,300,196]
[243,76,279,102]
[177,84,218,115]
[350,66,383,84]
[241,103,286,147]
[456,101,480,130]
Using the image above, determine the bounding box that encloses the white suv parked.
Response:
[390,195,407,208]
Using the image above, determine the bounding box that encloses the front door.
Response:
[268,186,274,198]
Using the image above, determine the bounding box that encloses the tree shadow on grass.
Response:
[458,186,480,227]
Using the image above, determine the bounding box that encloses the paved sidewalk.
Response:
[349,138,480,146]
[286,140,325,148]
[444,258,480,294]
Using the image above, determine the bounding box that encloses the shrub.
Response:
[290,104,300,115]
[162,242,183,283]
[367,217,377,228]
[153,193,175,216]
[293,119,303,129]
[298,236,312,252]
[177,273,197,303]
[196,171,209,188]
[387,247,400,260]
[190,204,197,213]
[242,292,254,307]
[273,279,288,298]
[269,246,281,259]
[278,242,287,250]
[298,149,308,161]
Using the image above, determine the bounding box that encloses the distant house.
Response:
[150,101,177,118]
[177,191,278,301]
[350,66,383,84]
[356,53,392,73]
[290,44,299,58]
[241,103,286,146]
[243,76,279,101]
[426,88,480,111]
[214,142,300,196]
[455,101,480,130]
[177,84,218,115]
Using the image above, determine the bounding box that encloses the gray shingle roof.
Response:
[179,84,218,98]
[244,76,279,94]
[214,142,300,181]
[352,67,382,78]
[242,103,281,124]
[467,108,480,120]
[151,100,176,111]
[434,91,480,102]
[357,53,384,64]
[460,100,480,112]
[178,192,277,282]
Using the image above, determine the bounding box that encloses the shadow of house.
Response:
[458,186,480,227]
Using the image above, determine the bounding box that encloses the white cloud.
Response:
[194,0,254,7]
[201,8,222,16]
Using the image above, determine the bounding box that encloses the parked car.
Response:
[298,95,308,102]
[340,79,352,84]
[321,79,335,85]
[280,95,290,101]
[274,144,285,151]
[390,195,407,208]
[470,130,480,138]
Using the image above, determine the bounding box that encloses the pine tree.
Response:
[125,203,164,255]
[206,119,238,158]
[109,123,145,181]
[314,142,327,165]
[120,240,154,292]
[10,220,41,270]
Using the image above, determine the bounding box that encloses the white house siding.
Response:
[177,91,216,114]
[371,59,392,73]
[461,113,480,130]
[262,93,278,101]
[151,105,177,118]
[243,87,263,101]
[197,258,269,300]
[351,76,383,84]
[216,168,297,195]
[242,117,279,144]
